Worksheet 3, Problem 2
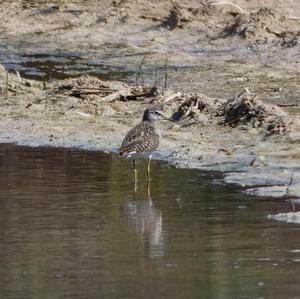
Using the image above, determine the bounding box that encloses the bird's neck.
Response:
[142,118,156,125]
[143,120,160,135]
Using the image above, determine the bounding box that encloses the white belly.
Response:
[125,150,154,158]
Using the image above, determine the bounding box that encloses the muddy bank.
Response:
[1,0,300,99]
[1,67,300,199]
[0,0,300,199]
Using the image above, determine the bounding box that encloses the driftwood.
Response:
[162,92,182,104]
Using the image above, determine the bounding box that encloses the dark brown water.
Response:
[0,42,134,81]
[0,144,299,299]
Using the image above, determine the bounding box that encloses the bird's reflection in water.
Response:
[123,199,165,258]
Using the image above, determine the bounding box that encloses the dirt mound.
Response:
[112,0,215,28]
[170,88,292,135]
[222,8,300,46]
[160,2,216,30]
[51,76,159,102]
[52,76,130,101]
[172,93,224,121]
[219,89,291,135]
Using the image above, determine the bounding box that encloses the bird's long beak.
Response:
[159,112,177,122]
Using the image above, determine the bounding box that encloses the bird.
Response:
[119,106,173,191]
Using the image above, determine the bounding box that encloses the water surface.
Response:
[0,144,299,299]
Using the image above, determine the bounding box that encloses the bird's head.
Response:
[142,106,174,123]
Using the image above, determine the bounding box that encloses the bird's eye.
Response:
[155,111,160,115]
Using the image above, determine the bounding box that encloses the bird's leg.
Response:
[147,155,152,182]
[133,158,137,192]
[147,155,152,199]
[147,176,151,200]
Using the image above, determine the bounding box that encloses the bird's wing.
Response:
[121,122,154,147]
[120,122,159,154]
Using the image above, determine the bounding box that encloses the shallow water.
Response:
[0,44,187,85]
[0,45,132,81]
[0,144,299,299]
[0,40,275,83]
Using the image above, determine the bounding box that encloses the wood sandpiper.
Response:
[119,106,173,191]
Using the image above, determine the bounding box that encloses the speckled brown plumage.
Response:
[119,121,159,157]
[119,106,172,190]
